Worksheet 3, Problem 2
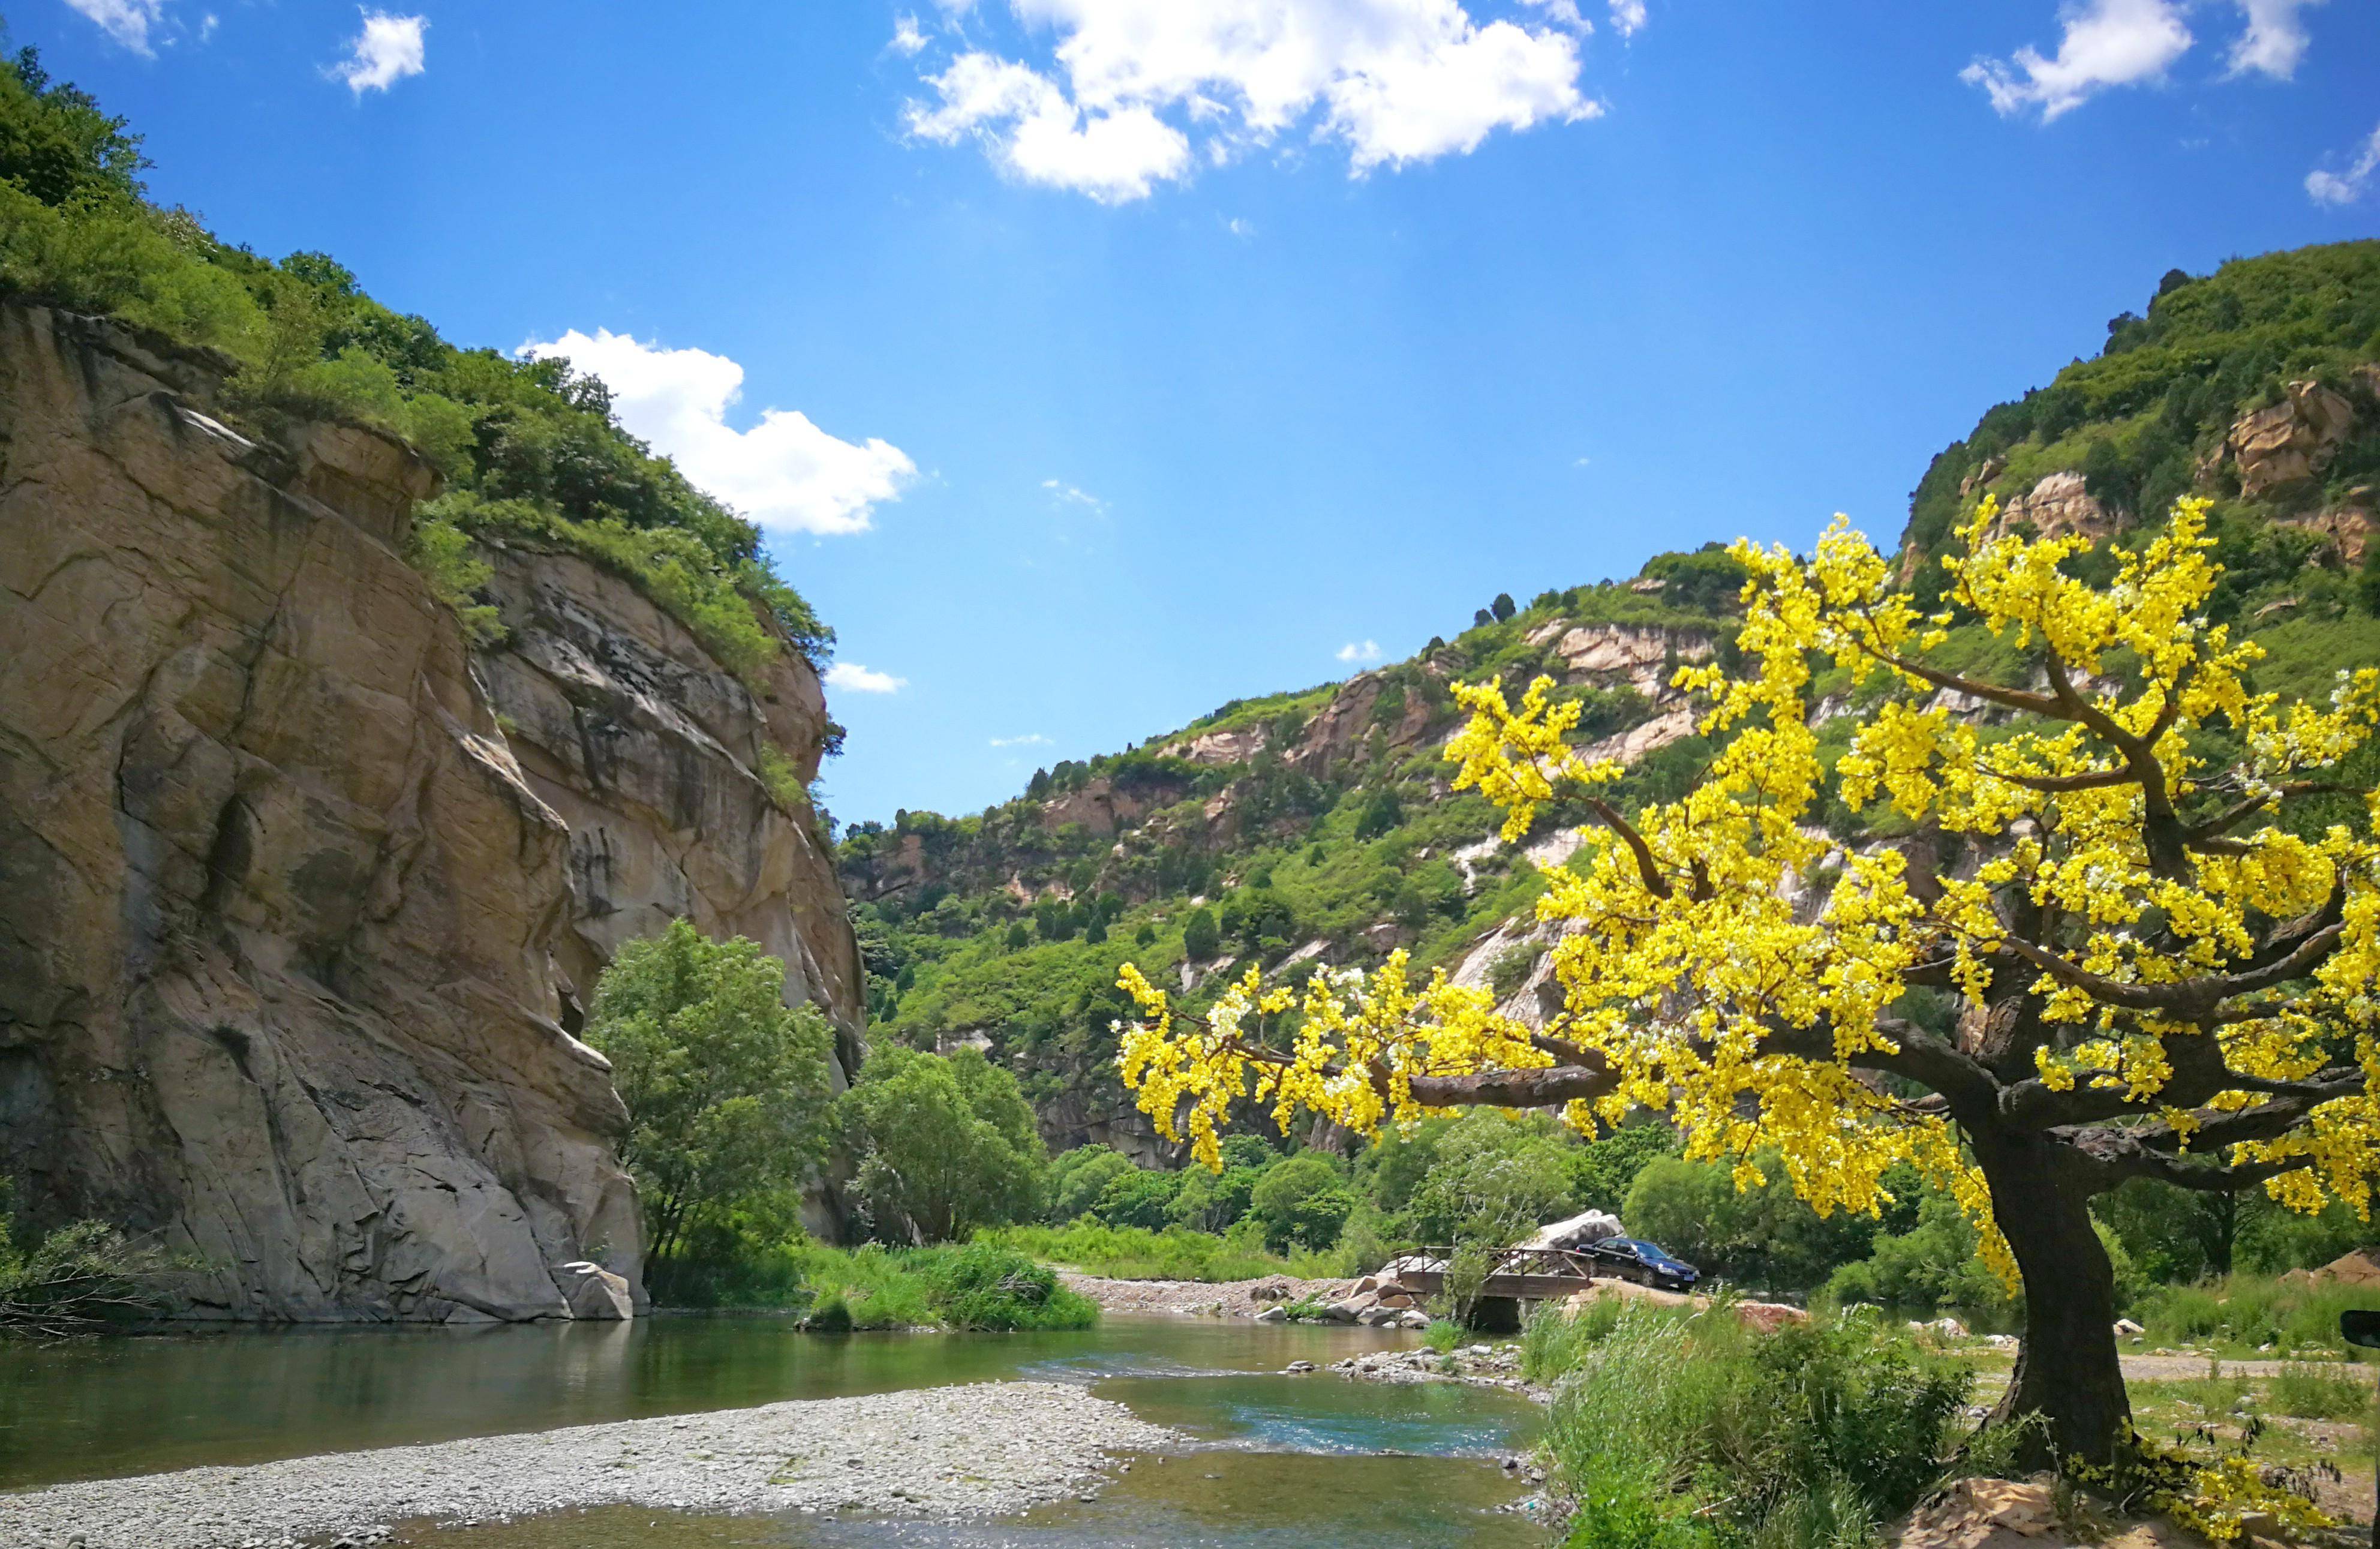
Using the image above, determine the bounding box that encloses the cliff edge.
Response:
[0,300,862,1319]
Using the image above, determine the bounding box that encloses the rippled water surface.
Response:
[1,1314,1550,1547]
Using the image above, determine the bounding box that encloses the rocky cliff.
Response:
[0,301,863,1319]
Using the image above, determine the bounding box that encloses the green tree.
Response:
[842,1046,1045,1242]
[1404,1112,1573,1245]
[0,48,146,206]
[1249,1153,1356,1251]
[1490,592,1516,622]
[1564,1122,1677,1214]
[1180,906,1222,962]
[583,920,837,1274]
[1045,1144,1137,1222]
[1004,921,1030,951]
[1093,1168,1184,1229]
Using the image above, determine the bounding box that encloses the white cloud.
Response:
[990,733,1051,747]
[891,12,931,56]
[199,11,217,41]
[909,52,1191,202]
[2307,121,2380,206]
[1336,639,1383,662]
[1961,0,2192,122]
[333,10,427,94]
[62,0,167,54]
[1523,0,1589,32]
[827,662,908,694]
[903,0,1601,200]
[2227,0,2321,79]
[1042,478,1107,512]
[1607,0,1646,37]
[520,329,916,536]
[1225,216,1255,237]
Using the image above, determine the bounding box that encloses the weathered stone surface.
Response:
[1995,470,2111,541]
[2228,380,2357,498]
[554,1259,634,1319]
[470,544,865,1089]
[0,301,639,1321]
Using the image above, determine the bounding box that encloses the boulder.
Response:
[1735,1301,1812,1334]
[554,1262,633,1320]
[1254,1305,1288,1323]
[1249,1277,1294,1303]
[2114,1318,2144,1337]
[1323,1301,1363,1324]
[1522,1209,1624,1252]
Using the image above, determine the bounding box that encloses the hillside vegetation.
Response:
[0,45,832,689]
[842,240,2380,1159]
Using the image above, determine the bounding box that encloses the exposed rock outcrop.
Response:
[1994,471,2111,541]
[471,544,864,1082]
[0,301,637,1320]
[2227,380,2357,498]
[0,299,864,1318]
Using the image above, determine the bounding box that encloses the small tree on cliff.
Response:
[586,920,837,1280]
[1116,499,2380,1468]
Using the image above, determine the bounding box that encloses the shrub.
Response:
[924,1242,1098,1331]
[0,1208,182,1338]
[1540,1304,1969,1549]
[1422,1317,1464,1353]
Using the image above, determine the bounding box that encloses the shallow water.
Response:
[0,1314,1551,1547]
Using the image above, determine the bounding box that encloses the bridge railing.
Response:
[1387,1245,1601,1285]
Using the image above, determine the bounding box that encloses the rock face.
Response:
[0,301,862,1318]
[471,544,865,1086]
[2227,380,2357,498]
[1994,470,2111,541]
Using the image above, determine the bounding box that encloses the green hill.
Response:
[840,240,2380,1160]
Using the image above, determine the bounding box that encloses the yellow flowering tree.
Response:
[1116,497,2380,1467]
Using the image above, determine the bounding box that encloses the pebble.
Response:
[0,1382,1182,1549]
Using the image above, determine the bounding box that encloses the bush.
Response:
[0,1206,182,1338]
[924,1242,1098,1331]
[1540,1304,1970,1549]
[2137,1272,2380,1353]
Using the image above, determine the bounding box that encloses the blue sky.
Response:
[19,0,2378,823]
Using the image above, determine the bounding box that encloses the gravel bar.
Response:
[0,1380,1184,1549]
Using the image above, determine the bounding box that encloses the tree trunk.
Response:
[1972,1123,2132,1469]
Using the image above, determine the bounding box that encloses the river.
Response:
[0,1315,1552,1547]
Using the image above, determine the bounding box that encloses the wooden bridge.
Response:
[1387,1245,1603,1302]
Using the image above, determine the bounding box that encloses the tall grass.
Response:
[2268,1362,2374,1421]
[2136,1273,2380,1352]
[1534,1303,1970,1549]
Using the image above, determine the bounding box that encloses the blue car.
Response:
[1585,1237,1701,1292]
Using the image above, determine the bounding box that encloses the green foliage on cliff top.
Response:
[0,49,830,676]
[1901,241,2380,586]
